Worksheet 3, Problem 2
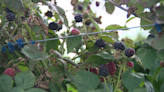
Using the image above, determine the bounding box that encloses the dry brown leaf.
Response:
[14,33,24,40]
[39,80,49,89]
[34,75,44,86]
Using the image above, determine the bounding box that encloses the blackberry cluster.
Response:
[74,14,83,22]
[127,61,134,68]
[95,39,106,48]
[107,62,116,75]
[125,48,135,58]
[99,64,109,77]
[6,12,15,21]
[48,22,59,30]
[114,41,126,50]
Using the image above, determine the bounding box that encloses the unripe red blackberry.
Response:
[3,68,15,76]
[99,64,109,77]
[95,39,106,48]
[71,28,80,35]
[96,1,100,6]
[100,77,107,82]
[125,48,135,58]
[114,41,126,50]
[48,22,59,30]
[74,14,83,22]
[127,61,134,67]
[107,62,116,75]
[90,67,99,74]
[6,12,15,21]
[160,61,164,67]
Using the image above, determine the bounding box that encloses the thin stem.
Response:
[114,61,125,92]
[107,0,153,23]
[104,77,109,92]
[23,22,35,41]
[3,28,17,43]
[83,21,95,42]
[40,60,48,69]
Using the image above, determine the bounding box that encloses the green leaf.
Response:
[15,71,35,90]
[153,66,162,81]
[133,88,147,92]
[49,82,61,92]
[0,75,13,92]
[137,46,157,69]
[140,18,152,30]
[151,32,164,50]
[86,42,99,52]
[105,24,125,30]
[100,35,114,44]
[87,89,104,92]
[158,68,164,83]
[64,70,74,81]
[105,2,115,14]
[97,82,113,92]
[67,36,82,53]
[74,70,100,91]
[123,38,134,48]
[160,82,164,92]
[126,16,136,24]
[25,88,46,92]
[17,62,29,72]
[12,87,25,92]
[122,70,145,91]
[144,80,155,92]
[96,53,115,60]
[21,45,49,61]
[158,49,164,60]
[5,0,25,15]
[84,53,114,65]
[48,63,64,82]
[46,39,59,52]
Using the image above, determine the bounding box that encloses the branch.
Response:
[108,0,154,23]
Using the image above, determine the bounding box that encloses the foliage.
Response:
[0,0,164,92]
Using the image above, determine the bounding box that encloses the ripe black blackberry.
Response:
[48,22,59,30]
[74,14,83,22]
[114,41,126,50]
[96,1,100,6]
[6,12,15,21]
[78,4,83,11]
[125,48,135,58]
[99,64,109,77]
[45,11,53,17]
[95,39,106,47]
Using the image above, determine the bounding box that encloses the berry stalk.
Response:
[83,21,95,42]
[104,77,109,92]
[23,22,35,41]
[114,61,126,92]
